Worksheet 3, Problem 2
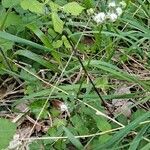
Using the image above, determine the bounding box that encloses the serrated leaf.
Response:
[52,12,64,33]
[0,118,16,149]
[63,2,84,16]
[2,0,21,8]
[20,0,44,14]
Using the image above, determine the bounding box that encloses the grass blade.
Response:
[129,124,150,150]
[14,50,57,71]
[63,126,84,149]
[95,111,150,149]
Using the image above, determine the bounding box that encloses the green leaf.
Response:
[87,60,149,89]
[0,118,16,149]
[20,68,37,82]
[52,12,64,34]
[20,0,44,14]
[62,35,71,48]
[52,40,63,48]
[129,124,150,150]
[95,116,111,131]
[0,38,13,50]
[141,143,150,150]
[83,0,93,8]
[63,2,84,16]
[98,134,112,144]
[26,23,52,48]
[95,111,150,149]
[0,31,51,52]
[63,126,84,149]
[0,12,22,29]
[14,50,57,70]
[30,100,48,119]
[2,0,21,8]
[71,115,89,135]
[48,1,60,12]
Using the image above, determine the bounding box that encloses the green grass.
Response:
[0,0,150,149]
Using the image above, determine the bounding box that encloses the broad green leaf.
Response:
[20,0,44,14]
[52,12,64,34]
[63,2,84,16]
[0,118,16,149]
[63,126,84,149]
[0,38,13,50]
[95,116,111,131]
[52,40,63,48]
[71,115,89,135]
[2,0,21,8]
[48,1,60,12]
[14,50,57,70]
[30,100,48,119]
[98,134,112,144]
[95,111,150,149]
[0,12,22,29]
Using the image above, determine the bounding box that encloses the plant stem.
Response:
[63,31,113,116]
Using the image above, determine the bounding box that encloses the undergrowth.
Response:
[0,0,150,150]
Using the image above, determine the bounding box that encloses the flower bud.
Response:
[119,1,126,8]
[87,8,94,15]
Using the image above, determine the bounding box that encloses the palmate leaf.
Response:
[0,118,16,149]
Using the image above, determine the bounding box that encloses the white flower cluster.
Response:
[93,1,126,24]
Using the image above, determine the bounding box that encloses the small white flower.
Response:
[93,12,106,24]
[108,1,116,7]
[119,1,126,8]
[107,12,118,22]
[116,7,123,16]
